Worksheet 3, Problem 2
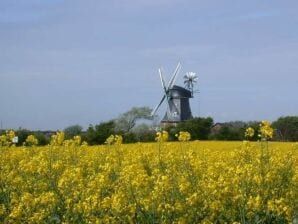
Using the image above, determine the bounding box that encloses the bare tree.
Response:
[114,106,153,133]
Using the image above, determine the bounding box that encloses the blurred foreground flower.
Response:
[175,131,191,142]
[155,131,169,142]
[0,130,16,147]
[105,135,123,145]
[50,132,65,146]
[259,120,274,140]
[245,127,255,139]
[25,135,38,146]
[73,135,81,145]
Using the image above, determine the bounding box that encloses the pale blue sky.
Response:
[1,1,298,130]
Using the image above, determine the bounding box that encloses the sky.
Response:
[0,1,298,130]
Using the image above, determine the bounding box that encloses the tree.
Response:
[209,121,263,141]
[85,121,116,145]
[167,117,214,140]
[272,116,298,141]
[15,128,32,146]
[64,125,83,139]
[130,123,156,142]
[209,121,247,140]
[114,106,153,133]
[33,131,49,145]
[210,126,242,140]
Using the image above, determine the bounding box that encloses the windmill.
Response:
[184,72,198,96]
[151,62,196,124]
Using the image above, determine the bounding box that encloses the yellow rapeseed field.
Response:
[0,131,297,223]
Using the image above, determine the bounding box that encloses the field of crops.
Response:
[0,133,298,223]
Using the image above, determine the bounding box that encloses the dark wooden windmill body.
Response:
[161,85,193,124]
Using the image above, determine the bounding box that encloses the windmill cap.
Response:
[169,85,192,98]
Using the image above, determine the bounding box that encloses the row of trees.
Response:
[65,115,298,144]
[83,108,298,143]
[1,107,297,146]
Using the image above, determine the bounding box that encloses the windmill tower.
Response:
[151,62,198,125]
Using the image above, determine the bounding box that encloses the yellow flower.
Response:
[175,131,191,142]
[155,130,168,142]
[0,204,5,216]
[7,130,16,141]
[25,135,38,146]
[105,135,115,145]
[0,133,296,223]
[82,141,88,146]
[73,135,81,145]
[245,127,255,138]
[247,195,262,211]
[259,120,274,140]
[105,134,123,145]
[0,130,16,146]
[0,134,7,146]
[50,131,65,146]
[114,135,123,145]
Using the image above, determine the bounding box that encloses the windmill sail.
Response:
[168,62,181,89]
